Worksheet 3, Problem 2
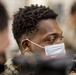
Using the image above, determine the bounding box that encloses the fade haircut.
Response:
[12,4,57,45]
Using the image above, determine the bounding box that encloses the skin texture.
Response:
[69,72,76,75]
[70,12,76,23]
[0,28,9,65]
[21,19,63,55]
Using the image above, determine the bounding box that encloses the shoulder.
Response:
[0,58,18,75]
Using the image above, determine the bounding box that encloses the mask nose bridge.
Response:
[26,39,44,49]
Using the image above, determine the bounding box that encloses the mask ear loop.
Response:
[26,39,44,49]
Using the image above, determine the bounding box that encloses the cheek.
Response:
[73,15,76,21]
[73,17,76,21]
[0,34,9,50]
[30,44,45,55]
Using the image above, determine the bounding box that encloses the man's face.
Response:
[71,12,76,23]
[22,19,63,55]
[0,28,9,65]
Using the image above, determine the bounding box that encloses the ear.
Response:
[21,39,30,54]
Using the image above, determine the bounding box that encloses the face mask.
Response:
[27,39,66,56]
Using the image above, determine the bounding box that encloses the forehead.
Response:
[32,19,62,42]
[37,19,62,35]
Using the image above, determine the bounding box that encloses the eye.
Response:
[48,37,55,42]
[47,36,64,43]
[51,38,55,42]
[60,36,64,40]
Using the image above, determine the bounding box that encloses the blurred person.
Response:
[12,5,65,56]
[62,2,76,55]
[3,4,74,75]
[0,3,9,73]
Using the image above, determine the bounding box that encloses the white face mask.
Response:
[27,39,66,56]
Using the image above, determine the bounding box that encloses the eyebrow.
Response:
[51,31,63,36]
[43,31,63,39]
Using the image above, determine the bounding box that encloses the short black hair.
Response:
[0,3,8,31]
[12,4,57,45]
[71,2,76,14]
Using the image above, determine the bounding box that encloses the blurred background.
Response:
[0,0,76,59]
